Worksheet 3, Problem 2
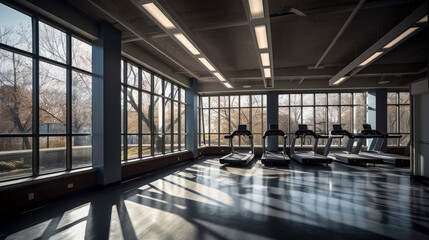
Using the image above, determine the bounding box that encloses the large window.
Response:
[198,95,267,147]
[387,92,410,146]
[0,3,92,180]
[121,59,186,161]
[279,92,367,146]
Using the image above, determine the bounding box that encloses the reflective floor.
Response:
[1,156,429,240]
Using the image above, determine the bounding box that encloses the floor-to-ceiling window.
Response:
[279,92,367,146]
[0,2,92,180]
[387,92,410,146]
[121,59,186,161]
[198,95,267,147]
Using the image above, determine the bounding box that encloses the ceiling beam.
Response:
[88,0,200,80]
[328,2,427,86]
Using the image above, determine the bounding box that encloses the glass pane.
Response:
[210,134,218,146]
[252,108,262,133]
[240,95,250,107]
[399,106,410,133]
[0,3,32,52]
[315,107,327,134]
[180,104,186,134]
[202,97,209,108]
[252,95,262,107]
[154,96,163,133]
[262,95,267,107]
[387,106,398,133]
[220,135,228,146]
[141,70,151,92]
[219,108,229,133]
[173,135,179,151]
[220,96,229,108]
[142,92,151,133]
[315,94,326,105]
[302,94,314,105]
[0,50,32,133]
[164,81,171,98]
[210,108,218,133]
[127,63,138,88]
[121,135,125,161]
[154,135,162,155]
[174,101,179,133]
[39,136,66,174]
[72,37,92,72]
[180,135,185,150]
[399,92,409,104]
[290,94,301,106]
[400,134,410,146]
[141,135,151,157]
[240,108,250,126]
[340,106,352,132]
[230,108,239,131]
[154,76,162,95]
[279,94,289,106]
[387,92,398,104]
[165,135,172,153]
[328,93,339,105]
[263,107,267,132]
[72,72,92,134]
[353,106,366,133]
[0,137,32,180]
[354,92,366,105]
[180,88,185,103]
[127,89,139,134]
[165,99,171,133]
[173,85,179,101]
[121,60,124,83]
[328,106,339,130]
[341,93,352,105]
[39,62,66,134]
[230,96,239,107]
[210,96,218,108]
[253,134,262,146]
[279,107,289,134]
[39,22,66,63]
[121,86,124,134]
[72,136,92,168]
[290,107,301,133]
[127,135,138,159]
[303,107,314,130]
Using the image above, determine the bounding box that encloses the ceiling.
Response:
[64,0,427,92]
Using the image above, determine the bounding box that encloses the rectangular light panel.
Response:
[333,77,348,85]
[254,25,268,49]
[173,33,200,55]
[142,3,175,29]
[417,15,427,23]
[224,82,233,88]
[383,27,418,49]
[248,0,264,19]
[198,57,215,71]
[263,68,271,78]
[213,72,226,81]
[260,53,270,67]
[359,51,383,67]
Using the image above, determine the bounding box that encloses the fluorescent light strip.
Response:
[261,53,270,67]
[173,33,200,55]
[417,15,427,23]
[383,27,418,49]
[263,68,271,78]
[223,82,233,88]
[359,51,383,67]
[254,25,268,49]
[333,77,348,85]
[213,72,226,81]
[142,3,175,29]
[248,0,264,19]
[198,57,215,71]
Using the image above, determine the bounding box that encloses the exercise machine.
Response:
[261,124,290,165]
[291,124,332,165]
[220,125,255,166]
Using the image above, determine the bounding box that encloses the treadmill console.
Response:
[238,125,247,131]
[269,124,278,130]
[298,124,308,130]
[363,124,372,130]
[333,124,342,131]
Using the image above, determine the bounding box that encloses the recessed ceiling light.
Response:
[198,57,215,71]
[248,0,264,19]
[378,80,390,85]
[254,25,268,49]
[243,85,252,88]
[263,68,271,78]
[417,15,427,23]
[359,51,383,67]
[260,53,270,67]
[333,77,348,85]
[173,33,200,55]
[213,72,226,81]
[383,27,418,49]
[142,3,175,29]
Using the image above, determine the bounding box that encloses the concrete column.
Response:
[92,22,122,185]
[266,91,279,151]
[186,79,198,158]
[367,89,387,152]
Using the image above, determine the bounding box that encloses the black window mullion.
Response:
[138,68,142,158]
[32,17,40,176]
[66,33,72,170]
[123,61,128,161]
[178,88,181,151]
[162,80,165,154]
[150,73,155,156]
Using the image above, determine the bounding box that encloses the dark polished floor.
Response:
[1,156,429,240]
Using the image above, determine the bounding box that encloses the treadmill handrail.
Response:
[262,133,287,155]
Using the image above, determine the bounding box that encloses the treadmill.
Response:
[326,124,382,165]
[220,125,255,166]
[357,124,410,165]
[261,124,290,165]
[291,124,332,165]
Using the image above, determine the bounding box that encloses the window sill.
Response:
[121,150,191,166]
